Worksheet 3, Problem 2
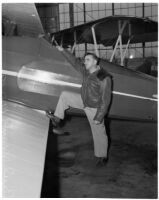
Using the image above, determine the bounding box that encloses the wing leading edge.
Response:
[3,101,49,197]
[52,16,157,47]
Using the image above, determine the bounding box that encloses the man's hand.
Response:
[94,120,101,125]
[56,46,64,52]
[52,36,64,51]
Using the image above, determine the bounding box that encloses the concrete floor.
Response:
[41,116,157,198]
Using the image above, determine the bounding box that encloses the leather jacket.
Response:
[62,50,112,123]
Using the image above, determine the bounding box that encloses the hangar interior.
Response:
[38,3,158,198]
[36,3,158,76]
[2,3,158,199]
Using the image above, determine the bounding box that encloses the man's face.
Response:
[84,55,97,70]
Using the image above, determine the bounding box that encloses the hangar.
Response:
[2,2,158,198]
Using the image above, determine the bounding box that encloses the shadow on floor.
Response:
[41,121,60,197]
[41,117,157,198]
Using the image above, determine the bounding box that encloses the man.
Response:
[46,46,112,165]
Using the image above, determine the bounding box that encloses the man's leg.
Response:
[54,91,84,120]
[84,107,108,159]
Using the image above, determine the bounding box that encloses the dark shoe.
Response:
[53,128,71,136]
[95,157,108,166]
[46,110,60,127]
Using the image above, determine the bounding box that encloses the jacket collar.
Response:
[88,65,100,75]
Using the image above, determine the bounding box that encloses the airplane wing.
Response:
[52,16,158,47]
[2,3,82,198]
[2,3,53,198]
[2,3,44,37]
[3,100,49,197]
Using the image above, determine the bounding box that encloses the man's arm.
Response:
[57,46,84,75]
[94,76,112,123]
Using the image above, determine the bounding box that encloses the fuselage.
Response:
[2,36,157,122]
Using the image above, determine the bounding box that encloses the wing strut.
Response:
[110,20,132,66]
[71,30,77,54]
[91,25,99,57]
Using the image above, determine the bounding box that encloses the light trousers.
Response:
[54,91,108,158]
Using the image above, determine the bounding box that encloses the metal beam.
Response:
[112,3,114,16]
[83,3,87,53]
[110,35,120,62]
[69,3,74,28]
[118,20,128,35]
[142,3,145,58]
[71,30,76,54]
[119,35,124,65]
[122,38,131,64]
[91,25,99,57]
[110,20,130,65]
[60,34,64,46]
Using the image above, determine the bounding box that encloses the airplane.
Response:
[2,3,158,198]
[51,15,158,122]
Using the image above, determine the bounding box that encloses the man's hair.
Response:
[84,52,100,65]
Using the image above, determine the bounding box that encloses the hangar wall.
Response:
[36,3,60,33]
[58,3,158,59]
[36,3,158,74]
